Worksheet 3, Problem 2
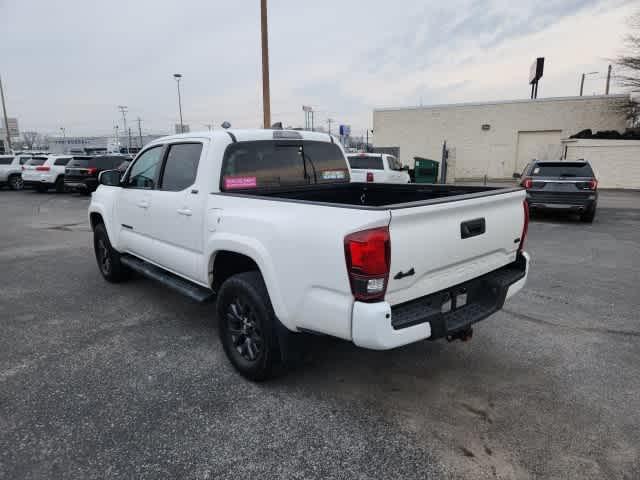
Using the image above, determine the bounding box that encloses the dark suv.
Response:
[516,161,598,222]
[65,155,127,194]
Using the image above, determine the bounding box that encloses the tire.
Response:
[55,176,65,193]
[35,184,47,193]
[580,208,595,223]
[93,223,131,283]
[216,271,281,381]
[8,175,24,191]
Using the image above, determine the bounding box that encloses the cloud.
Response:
[0,0,635,137]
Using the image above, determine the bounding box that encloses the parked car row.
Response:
[0,154,131,194]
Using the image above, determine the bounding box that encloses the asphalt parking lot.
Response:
[1,189,639,479]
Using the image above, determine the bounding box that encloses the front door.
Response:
[116,145,165,258]
[147,141,207,282]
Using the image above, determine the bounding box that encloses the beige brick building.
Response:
[373,95,629,182]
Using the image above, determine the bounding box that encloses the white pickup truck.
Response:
[89,129,530,380]
[347,152,411,183]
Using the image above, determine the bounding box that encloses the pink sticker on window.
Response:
[224,176,257,190]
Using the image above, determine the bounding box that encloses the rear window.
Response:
[0,157,13,165]
[347,155,384,170]
[25,158,46,166]
[68,157,122,169]
[221,140,349,191]
[531,162,594,177]
[19,157,31,165]
[54,158,71,166]
[67,158,91,167]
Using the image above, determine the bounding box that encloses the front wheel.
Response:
[93,223,130,282]
[9,175,24,191]
[216,271,281,381]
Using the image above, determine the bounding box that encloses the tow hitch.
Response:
[447,327,473,342]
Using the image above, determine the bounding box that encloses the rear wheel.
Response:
[55,176,65,193]
[93,223,130,282]
[216,271,281,381]
[8,175,24,191]
[580,207,596,223]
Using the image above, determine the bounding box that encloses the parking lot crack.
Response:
[503,308,640,338]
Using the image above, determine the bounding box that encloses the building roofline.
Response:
[374,94,630,113]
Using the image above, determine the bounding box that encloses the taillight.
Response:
[36,165,50,171]
[87,167,98,175]
[366,172,374,182]
[588,178,598,190]
[522,177,533,189]
[519,200,529,252]
[344,226,391,302]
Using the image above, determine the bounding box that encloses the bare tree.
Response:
[22,131,40,150]
[616,12,640,92]
[614,11,640,127]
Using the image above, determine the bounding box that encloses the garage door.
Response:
[516,130,563,173]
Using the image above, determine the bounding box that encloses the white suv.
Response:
[22,155,72,192]
[0,154,31,190]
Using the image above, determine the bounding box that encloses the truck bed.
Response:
[219,182,521,209]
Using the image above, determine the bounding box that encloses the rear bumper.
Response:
[527,192,597,211]
[351,252,530,350]
[23,180,55,187]
[64,179,96,191]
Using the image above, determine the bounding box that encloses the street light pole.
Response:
[579,71,598,96]
[173,74,184,133]
[260,0,271,128]
[0,74,12,152]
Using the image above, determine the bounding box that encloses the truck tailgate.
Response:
[386,189,526,306]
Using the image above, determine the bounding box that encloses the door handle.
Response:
[177,208,192,216]
[137,201,150,209]
[460,218,486,239]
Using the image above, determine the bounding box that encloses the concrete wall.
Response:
[373,95,628,182]
[563,139,640,189]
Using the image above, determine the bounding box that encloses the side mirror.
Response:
[99,169,122,186]
[512,172,521,179]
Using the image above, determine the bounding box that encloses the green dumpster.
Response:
[413,157,439,183]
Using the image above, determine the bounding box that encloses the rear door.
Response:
[526,162,596,204]
[386,190,526,306]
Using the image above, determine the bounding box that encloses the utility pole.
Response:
[327,118,333,135]
[114,125,119,153]
[137,117,143,148]
[0,74,12,151]
[60,127,66,154]
[128,127,132,153]
[605,65,612,95]
[118,105,128,152]
[204,124,212,131]
[260,0,271,128]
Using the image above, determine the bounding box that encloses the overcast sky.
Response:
[0,0,636,138]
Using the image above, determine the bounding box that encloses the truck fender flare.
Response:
[207,234,289,326]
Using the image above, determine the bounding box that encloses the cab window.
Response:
[123,146,164,189]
